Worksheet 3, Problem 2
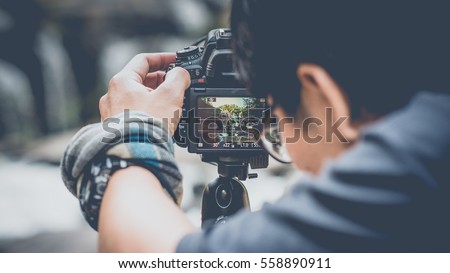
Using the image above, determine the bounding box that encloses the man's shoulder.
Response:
[324,91,450,189]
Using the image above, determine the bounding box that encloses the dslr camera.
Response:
[168,29,269,174]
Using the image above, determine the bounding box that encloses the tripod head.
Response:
[200,155,267,228]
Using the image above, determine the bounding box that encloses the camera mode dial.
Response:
[175,46,203,80]
[176,46,200,59]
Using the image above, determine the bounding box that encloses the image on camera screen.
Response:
[196,97,266,150]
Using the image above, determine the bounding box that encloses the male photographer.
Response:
[62,1,450,252]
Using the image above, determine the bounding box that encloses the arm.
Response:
[98,166,197,252]
[95,53,196,252]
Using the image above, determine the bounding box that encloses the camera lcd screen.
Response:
[196,97,266,150]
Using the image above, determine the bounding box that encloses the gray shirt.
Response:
[177,91,450,252]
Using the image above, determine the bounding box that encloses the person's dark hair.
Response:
[231,1,450,118]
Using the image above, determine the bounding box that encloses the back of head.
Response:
[231,1,450,118]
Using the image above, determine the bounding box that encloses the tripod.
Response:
[200,158,257,228]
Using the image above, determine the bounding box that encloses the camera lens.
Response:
[215,182,233,209]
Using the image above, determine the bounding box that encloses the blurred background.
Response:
[0,0,298,252]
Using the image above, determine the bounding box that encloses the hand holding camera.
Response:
[99,53,190,135]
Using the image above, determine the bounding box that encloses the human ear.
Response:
[296,64,359,143]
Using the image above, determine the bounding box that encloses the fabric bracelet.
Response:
[61,110,183,230]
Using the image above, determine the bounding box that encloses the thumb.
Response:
[156,67,191,97]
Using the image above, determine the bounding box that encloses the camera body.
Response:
[168,29,268,169]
